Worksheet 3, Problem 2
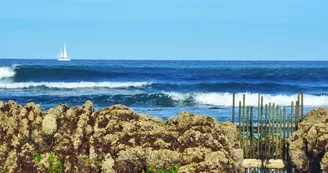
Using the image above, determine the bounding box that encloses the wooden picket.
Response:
[232,90,304,172]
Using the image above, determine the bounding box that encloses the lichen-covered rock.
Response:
[0,100,4,110]
[289,107,328,172]
[42,113,57,135]
[0,100,242,173]
[3,150,18,173]
[182,147,211,163]
[101,153,115,173]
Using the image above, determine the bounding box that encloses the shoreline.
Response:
[0,100,327,172]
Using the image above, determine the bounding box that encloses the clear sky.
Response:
[0,0,327,60]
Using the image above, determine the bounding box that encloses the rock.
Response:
[101,153,115,173]
[18,143,35,171]
[4,150,18,173]
[83,100,94,112]
[0,100,4,110]
[182,147,211,163]
[321,153,328,172]
[42,113,57,135]
[18,118,29,139]
[289,107,328,172]
[7,100,20,112]
[0,101,242,173]
[146,149,181,169]
[28,111,35,121]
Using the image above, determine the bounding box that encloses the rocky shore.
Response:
[0,100,242,173]
[289,107,328,173]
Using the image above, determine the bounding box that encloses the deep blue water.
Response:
[0,59,327,121]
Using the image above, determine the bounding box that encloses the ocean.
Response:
[0,59,327,121]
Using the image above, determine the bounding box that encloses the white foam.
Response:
[0,81,152,89]
[164,92,328,106]
[0,66,16,79]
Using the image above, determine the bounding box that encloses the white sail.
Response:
[57,43,70,61]
[57,50,63,57]
[63,43,67,58]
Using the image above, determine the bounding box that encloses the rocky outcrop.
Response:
[0,100,242,173]
[289,107,328,173]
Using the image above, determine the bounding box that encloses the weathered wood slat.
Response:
[232,93,235,123]
[232,91,305,162]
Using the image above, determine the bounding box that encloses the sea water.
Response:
[0,59,327,121]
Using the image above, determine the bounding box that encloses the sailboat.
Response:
[57,43,71,61]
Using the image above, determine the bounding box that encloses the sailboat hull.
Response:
[58,58,71,61]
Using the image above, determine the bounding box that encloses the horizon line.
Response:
[1,58,328,61]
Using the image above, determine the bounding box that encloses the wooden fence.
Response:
[231,91,304,171]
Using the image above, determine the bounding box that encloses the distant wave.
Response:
[151,82,306,92]
[0,65,18,79]
[0,81,152,89]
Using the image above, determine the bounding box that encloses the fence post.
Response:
[275,105,279,159]
[246,106,249,158]
[296,100,300,130]
[271,103,275,157]
[239,101,242,146]
[268,102,271,158]
[279,109,283,158]
[257,93,261,158]
[260,96,263,158]
[250,106,253,158]
[298,94,300,121]
[232,93,235,123]
[283,107,287,160]
[301,90,304,119]
[242,94,246,155]
[291,101,294,135]
[264,104,268,159]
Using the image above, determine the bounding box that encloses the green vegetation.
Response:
[34,151,41,164]
[48,153,63,173]
[34,151,63,172]
[146,164,179,173]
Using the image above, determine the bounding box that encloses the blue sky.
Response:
[0,0,327,60]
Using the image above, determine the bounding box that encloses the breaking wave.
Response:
[163,92,328,106]
[3,92,327,107]
[0,65,18,79]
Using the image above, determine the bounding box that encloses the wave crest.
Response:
[164,92,328,106]
[0,65,18,79]
[0,81,152,89]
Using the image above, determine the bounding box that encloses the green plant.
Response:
[145,164,179,173]
[48,153,63,173]
[34,151,41,164]
[146,167,154,173]
[165,164,179,173]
